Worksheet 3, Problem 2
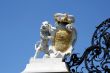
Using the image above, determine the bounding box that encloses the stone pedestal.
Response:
[21,57,68,73]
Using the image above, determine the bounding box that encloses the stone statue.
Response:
[34,13,77,58]
[34,21,56,58]
[22,13,77,73]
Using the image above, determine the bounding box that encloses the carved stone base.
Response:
[21,57,68,73]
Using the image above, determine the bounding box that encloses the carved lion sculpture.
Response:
[34,21,53,58]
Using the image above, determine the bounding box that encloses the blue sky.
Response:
[0,0,110,73]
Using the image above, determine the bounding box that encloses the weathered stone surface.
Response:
[22,58,68,73]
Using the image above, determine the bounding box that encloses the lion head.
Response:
[40,21,51,31]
